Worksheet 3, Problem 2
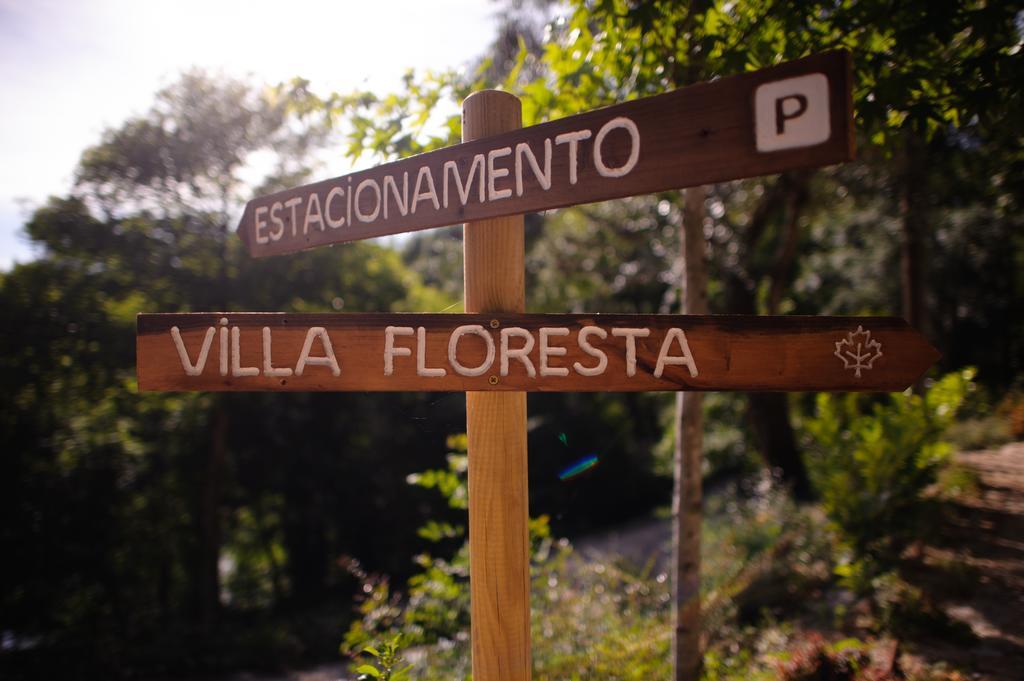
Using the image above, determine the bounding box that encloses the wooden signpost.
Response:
[236,51,852,258]
[138,51,938,681]
[138,313,936,394]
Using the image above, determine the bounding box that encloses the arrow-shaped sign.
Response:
[137,313,937,393]
[237,51,853,258]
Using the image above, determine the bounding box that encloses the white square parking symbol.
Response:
[755,73,831,152]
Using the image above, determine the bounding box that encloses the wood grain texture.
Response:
[462,91,532,681]
[237,51,853,257]
[136,313,939,393]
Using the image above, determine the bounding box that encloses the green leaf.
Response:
[355,664,382,678]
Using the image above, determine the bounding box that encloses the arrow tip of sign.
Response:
[907,336,943,391]
[235,205,257,256]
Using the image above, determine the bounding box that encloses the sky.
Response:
[0,0,499,270]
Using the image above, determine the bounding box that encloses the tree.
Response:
[515,0,1023,488]
[305,3,1023,679]
[1,71,464,677]
[72,70,335,631]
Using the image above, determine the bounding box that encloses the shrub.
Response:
[803,369,973,564]
[353,634,411,681]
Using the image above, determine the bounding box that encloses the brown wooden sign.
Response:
[137,313,935,393]
[237,51,853,258]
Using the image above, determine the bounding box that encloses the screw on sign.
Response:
[137,52,939,681]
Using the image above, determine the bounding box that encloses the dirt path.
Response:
[573,443,1024,679]
[910,442,1024,680]
[210,663,347,681]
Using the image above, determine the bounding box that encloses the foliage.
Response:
[803,369,974,564]
[5,1,1024,677]
[933,463,980,500]
[354,635,411,681]
[530,552,671,680]
[655,392,759,482]
[265,0,1024,523]
[0,71,465,679]
[343,445,826,679]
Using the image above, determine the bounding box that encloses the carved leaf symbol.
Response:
[834,325,883,378]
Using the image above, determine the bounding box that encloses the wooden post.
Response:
[462,90,531,681]
[673,185,707,681]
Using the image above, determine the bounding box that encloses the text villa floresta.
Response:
[169,319,699,380]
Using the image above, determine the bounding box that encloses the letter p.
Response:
[775,94,808,134]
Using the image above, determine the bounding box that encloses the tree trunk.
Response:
[671,5,711,677]
[722,173,813,499]
[197,217,232,631]
[723,272,812,499]
[197,403,227,631]
[673,185,707,681]
[746,393,812,500]
[767,173,810,315]
[901,134,928,392]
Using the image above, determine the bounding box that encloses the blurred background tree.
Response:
[0,72,467,677]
